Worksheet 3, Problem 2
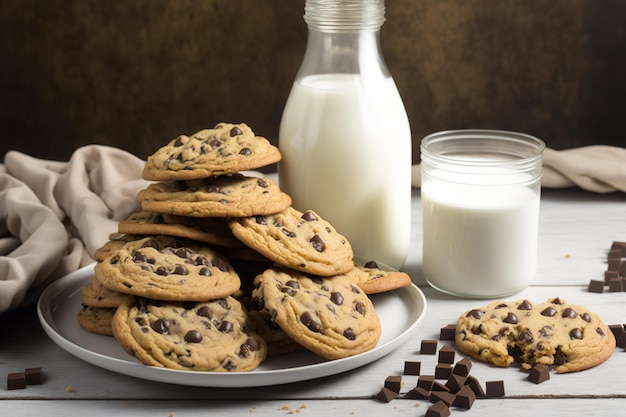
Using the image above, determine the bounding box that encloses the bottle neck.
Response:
[297,1,389,79]
[304,0,385,33]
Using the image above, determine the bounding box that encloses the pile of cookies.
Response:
[77,122,412,372]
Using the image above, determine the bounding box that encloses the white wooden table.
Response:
[2,187,626,417]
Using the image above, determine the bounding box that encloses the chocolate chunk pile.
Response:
[375,333,505,416]
[6,367,44,390]
[588,241,626,293]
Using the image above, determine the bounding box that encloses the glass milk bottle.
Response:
[279,0,412,270]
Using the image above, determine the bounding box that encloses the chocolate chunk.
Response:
[445,373,466,394]
[464,375,485,398]
[310,234,325,252]
[7,372,26,390]
[609,324,625,338]
[403,361,421,376]
[132,250,147,263]
[439,324,457,341]
[431,380,449,392]
[485,380,506,398]
[619,261,626,276]
[517,300,533,310]
[605,270,619,284]
[452,385,477,409]
[197,306,212,319]
[301,211,317,222]
[151,318,171,334]
[438,345,456,364]
[384,375,403,393]
[343,328,356,340]
[434,363,452,380]
[503,312,518,324]
[364,260,378,269]
[184,330,202,343]
[403,386,430,400]
[24,367,44,385]
[540,306,557,317]
[238,147,252,156]
[219,321,234,333]
[417,375,435,390]
[429,390,455,407]
[608,277,623,292]
[588,279,605,293]
[452,357,472,377]
[527,364,550,384]
[229,126,243,136]
[421,339,438,354]
[616,332,626,349]
[550,297,563,305]
[581,313,591,322]
[354,302,366,315]
[425,401,450,417]
[568,328,583,340]
[300,312,322,332]
[561,308,577,319]
[330,292,344,305]
[173,265,188,275]
[466,309,483,319]
[376,387,398,403]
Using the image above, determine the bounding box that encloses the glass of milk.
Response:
[420,130,545,298]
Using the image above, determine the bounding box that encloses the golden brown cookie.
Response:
[112,296,268,371]
[77,305,116,337]
[142,122,282,181]
[94,235,241,301]
[137,174,291,218]
[81,276,131,308]
[455,297,616,373]
[346,260,412,294]
[251,268,381,360]
[228,207,354,277]
[118,210,242,248]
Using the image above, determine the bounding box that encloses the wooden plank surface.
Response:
[1,188,626,417]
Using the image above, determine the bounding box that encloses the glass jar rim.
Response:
[420,129,545,168]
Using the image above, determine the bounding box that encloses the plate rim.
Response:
[37,262,427,388]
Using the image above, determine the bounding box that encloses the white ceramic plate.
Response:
[37,263,427,388]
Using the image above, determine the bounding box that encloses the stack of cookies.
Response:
[78,122,412,372]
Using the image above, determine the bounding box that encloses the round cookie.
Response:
[118,210,243,248]
[112,296,268,371]
[455,297,616,373]
[95,235,241,301]
[228,207,354,277]
[346,260,412,294]
[251,268,381,360]
[77,305,116,337]
[142,122,282,181]
[137,174,291,218]
[81,276,132,308]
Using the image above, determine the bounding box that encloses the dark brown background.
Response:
[1,0,625,164]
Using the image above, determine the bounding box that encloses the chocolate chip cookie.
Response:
[95,235,241,301]
[77,305,116,337]
[228,207,354,277]
[142,122,282,181]
[118,210,242,248]
[251,268,381,360]
[136,174,291,218]
[81,276,131,308]
[455,297,616,373]
[347,260,412,294]
[112,296,268,371]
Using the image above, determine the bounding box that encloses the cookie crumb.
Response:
[66,385,74,392]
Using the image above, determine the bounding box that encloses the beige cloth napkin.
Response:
[0,145,149,313]
[411,145,626,193]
